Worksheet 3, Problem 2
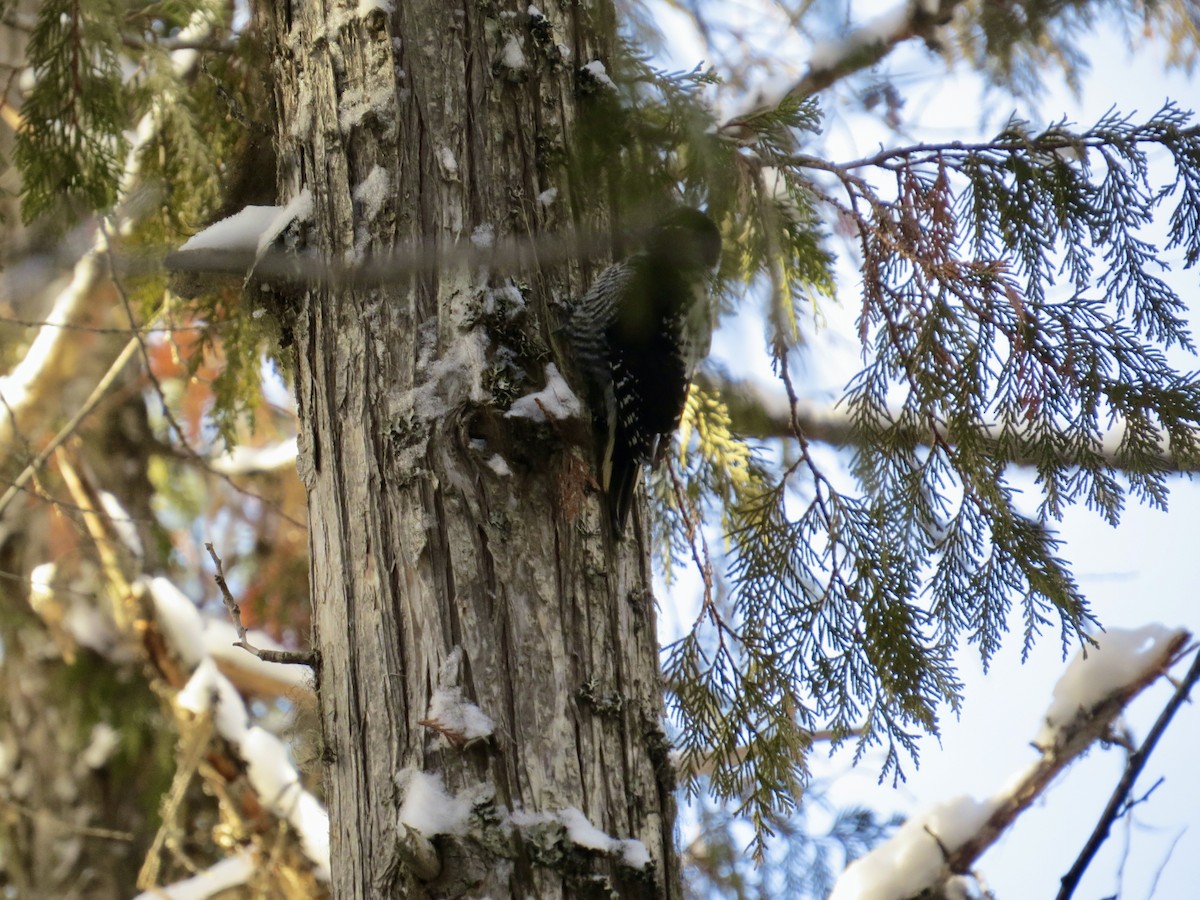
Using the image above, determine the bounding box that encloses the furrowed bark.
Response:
[262,2,679,896]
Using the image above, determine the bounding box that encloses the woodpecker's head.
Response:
[646,207,722,273]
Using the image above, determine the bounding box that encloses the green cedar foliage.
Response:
[10,0,1200,870]
[949,0,1200,95]
[12,0,276,445]
[644,73,1200,853]
[15,0,130,224]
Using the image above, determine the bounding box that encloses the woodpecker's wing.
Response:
[565,261,637,386]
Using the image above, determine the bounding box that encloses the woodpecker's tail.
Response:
[607,456,639,537]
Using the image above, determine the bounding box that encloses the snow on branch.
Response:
[829,796,995,900]
[176,661,330,880]
[1035,625,1183,750]
[0,254,100,452]
[172,192,313,282]
[147,576,329,881]
[131,849,256,900]
[209,436,299,475]
[177,206,286,256]
[830,626,1190,900]
[26,561,124,662]
[1058,638,1200,897]
[151,573,314,696]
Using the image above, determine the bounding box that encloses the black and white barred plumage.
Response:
[565,208,721,536]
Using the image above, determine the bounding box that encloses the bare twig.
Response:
[718,0,967,135]
[204,543,316,668]
[103,223,207,458]
[0,797,134,842]
[0,313,210,334]
[1146,828,1188,900]
[138,710,213,890]
[1057,645,1200,899]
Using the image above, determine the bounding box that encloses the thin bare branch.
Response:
[0,313,210,334]
[99,223,304,529]
[1057,644,1200,899]
[719,0,967,134]
[204,543,316,668]
[0,797,135,842]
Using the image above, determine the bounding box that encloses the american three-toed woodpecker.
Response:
[565,208,721,536]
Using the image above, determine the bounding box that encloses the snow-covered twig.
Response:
[831,626,1190,900]
[209,437,299,474]
[132,849,256,900]
[149,577,330,881]
[53,451,326,884]
[948,628,1189,874]
[0,253,101,453]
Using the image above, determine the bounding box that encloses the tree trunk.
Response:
[262,2,679,897]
